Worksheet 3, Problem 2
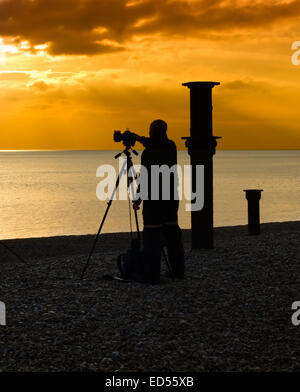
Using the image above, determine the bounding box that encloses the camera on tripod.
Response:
[114,129,137,149]
[81,130,141,279]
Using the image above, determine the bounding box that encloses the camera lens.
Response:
[113,131,122,142]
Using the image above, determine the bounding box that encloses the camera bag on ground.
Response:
[117,238,144,280]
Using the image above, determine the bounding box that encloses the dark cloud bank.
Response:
[0,0,300,55]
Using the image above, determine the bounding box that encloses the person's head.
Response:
[149,119,168,139]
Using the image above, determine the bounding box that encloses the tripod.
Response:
[80,147,140,280]
[0,240,25,263]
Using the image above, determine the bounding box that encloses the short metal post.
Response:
[243,189,263,235]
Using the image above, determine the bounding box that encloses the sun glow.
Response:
[0,38,19,54]
[0,38,19,65]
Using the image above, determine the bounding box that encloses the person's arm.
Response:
[132,199,142,210]
[132,183,142,210]
[132,133,150,148]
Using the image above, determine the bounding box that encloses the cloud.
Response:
[0,0,300,56]
[0,70,31,80]
[1,76,300,149]
[29,80,49,91]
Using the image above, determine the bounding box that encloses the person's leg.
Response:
[142,226,161,282]
[162,201,185,278]
[141,200,162,283]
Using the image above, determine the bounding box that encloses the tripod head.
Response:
[114,146,138,160]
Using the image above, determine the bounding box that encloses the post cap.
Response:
[243,189,264,193]
[243,189,263,200]
[182,81,220,89]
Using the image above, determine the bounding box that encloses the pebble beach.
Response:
[0,221,299,371]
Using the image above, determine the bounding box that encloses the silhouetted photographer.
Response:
[131,119,185,283]
[82,119,185,282]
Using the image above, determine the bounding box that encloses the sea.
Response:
[0,150,299,240]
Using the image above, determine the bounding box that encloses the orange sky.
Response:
[0,0,300,150]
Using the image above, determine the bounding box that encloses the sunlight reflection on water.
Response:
[0,150,299,239]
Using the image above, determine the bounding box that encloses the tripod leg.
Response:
[134,209,141,247]
[163,223,184,279]
[126,155,141,247]
[80,158,128,280]
[161,246,173,276]
[0,241,26,263]
[80,200,111,280]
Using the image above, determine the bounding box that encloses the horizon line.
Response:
[0,148,299,153]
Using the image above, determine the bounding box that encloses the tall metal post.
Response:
[182,81,220,249]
